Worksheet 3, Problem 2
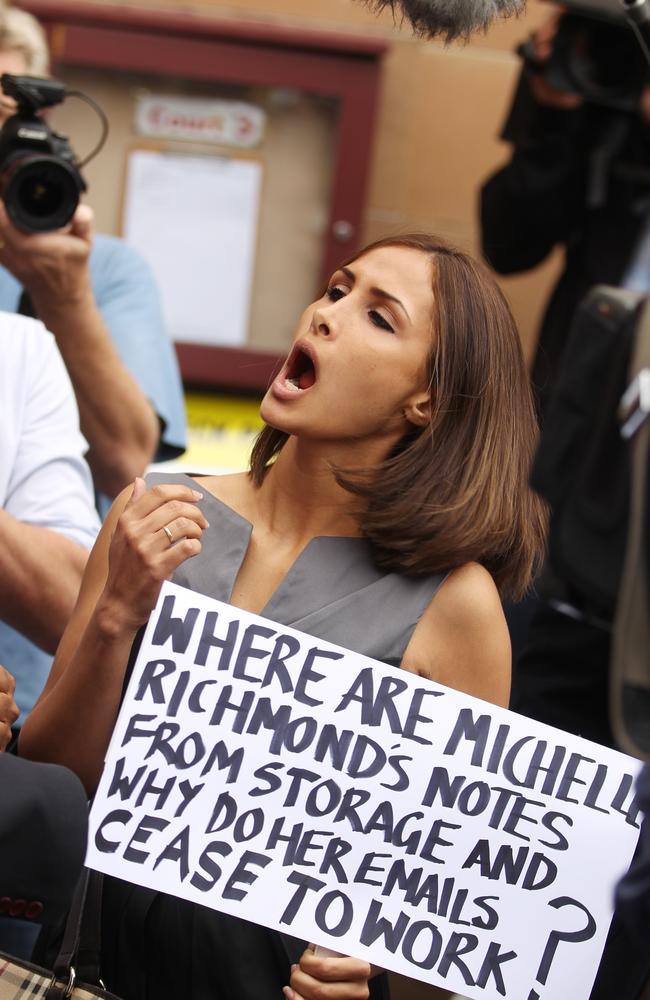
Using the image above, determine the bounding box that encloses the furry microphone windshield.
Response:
[358,0,525,41]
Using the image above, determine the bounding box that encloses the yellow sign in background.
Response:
[176,392,264,472]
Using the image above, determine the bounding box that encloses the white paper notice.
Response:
[87,581,643,1000]
[122,150,262,347]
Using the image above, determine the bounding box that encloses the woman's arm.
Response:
[402,561,511,708]
[19,478,208,793]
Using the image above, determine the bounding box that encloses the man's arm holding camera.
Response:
[0,203,160,499]
[0,511,88,654]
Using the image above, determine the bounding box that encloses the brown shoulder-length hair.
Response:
[250,233,547,601]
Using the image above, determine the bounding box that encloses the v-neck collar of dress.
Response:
[175,472,371,620]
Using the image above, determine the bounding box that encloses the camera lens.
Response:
[548,14,649,109]
[0,154,82,232]
[568,21,642,102]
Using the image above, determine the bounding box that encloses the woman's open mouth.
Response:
[279,342,317,393]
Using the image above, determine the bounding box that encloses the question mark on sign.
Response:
[527,896,597,1000]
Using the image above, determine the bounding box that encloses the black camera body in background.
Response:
[520,0,650,111]
[0,74,85,233]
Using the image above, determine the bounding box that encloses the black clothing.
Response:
[481,70,650,416]
[101,885,322,1000]
[617,764,650,941]
[479,66,650,738]
[589,765,650,1000]
[510,601,614,745]
[0,754,87,957]
[480,66,650,998]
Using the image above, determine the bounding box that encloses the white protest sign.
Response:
[87,581,642,1000]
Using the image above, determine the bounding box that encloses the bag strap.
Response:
[75,870,104,985]
[46,868,104,996]
[17,289,36,319]
[611,296,650,760]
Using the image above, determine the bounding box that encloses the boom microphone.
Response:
[357,0,525,42]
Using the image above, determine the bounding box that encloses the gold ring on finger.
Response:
[163,524,174,545]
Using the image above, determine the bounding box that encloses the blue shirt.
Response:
[1,234,187,722]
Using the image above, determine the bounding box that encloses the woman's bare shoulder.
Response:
[189,471,244,493]
[432,561,505,625]
[192,472,250,500]
[190,471,257,515]
[402,562,511,708]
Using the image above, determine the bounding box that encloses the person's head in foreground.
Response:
[253,233,547,602]
[0,5,49,124]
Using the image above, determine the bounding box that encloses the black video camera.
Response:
[521,0,650,111]
[0,74,86,233]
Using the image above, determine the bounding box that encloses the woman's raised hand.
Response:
[0,665,19,750]
[99,478,209,634]
[283,946,372,1000]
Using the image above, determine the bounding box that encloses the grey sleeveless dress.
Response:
[100,473,447,1000]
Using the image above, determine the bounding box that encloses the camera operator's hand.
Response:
[0,201,94,306]
[0,202,159,499]
[524,9,584,111]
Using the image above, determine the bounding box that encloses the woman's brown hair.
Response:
[250,233,547,601]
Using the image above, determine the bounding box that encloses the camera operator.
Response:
[0,6,186,504]
[480,2,650,747]
[481,9,650,998]
[482,3,650,404]
[0,6,187,729]
[0,7,185,508]
[482,5,650,413]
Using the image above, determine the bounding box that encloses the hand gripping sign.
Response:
[87,581,642,1000]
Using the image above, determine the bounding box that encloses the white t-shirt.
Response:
[0,313,100,721]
